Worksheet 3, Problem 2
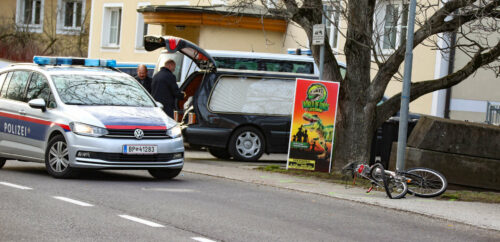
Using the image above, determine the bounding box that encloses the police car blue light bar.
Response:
[33,56,116,68]
[287,48,312,56]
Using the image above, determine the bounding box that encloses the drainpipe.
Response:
[444,30,457,119]
[431,1,453,118]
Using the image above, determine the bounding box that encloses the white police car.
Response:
[0,56,184,179]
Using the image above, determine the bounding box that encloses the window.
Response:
[102,4,123,48]
[375,1,409,52]
[26,73,51,102]
[213,58,314,74]
[209,76,295,115]
[16,0,44,33]
[136,2,150,49]
[0,73,8,95]
[6,71,31,102]
[325,2,341,50]
[57,0,85,34]
[51,74,154,106]
[0,72,13,97]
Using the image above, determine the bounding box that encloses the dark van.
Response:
[144,36,319,161]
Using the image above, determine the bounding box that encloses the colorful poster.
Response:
[287,79,340,173]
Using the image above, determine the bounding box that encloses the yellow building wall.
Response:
[0,0,17,19]
[89,0,214,62]
[198,25,284,53]
[88,0,166,62]
[1,0,91,58]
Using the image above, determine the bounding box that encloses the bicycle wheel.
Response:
[384,175,408,199]
[369,163,392,198]
[404,167,447,198]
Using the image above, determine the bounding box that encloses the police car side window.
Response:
[26,73,51,106]
[6,71,30,102]
[0,72,13,98]
[0,72,7,96]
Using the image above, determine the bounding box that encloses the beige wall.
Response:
[198,25,284,52]
[0,0,17,20]
[382,41,438,115]
[1,0,91,58]
[88,0,166,62]
[89,0,287,62]
[447,23,500,122]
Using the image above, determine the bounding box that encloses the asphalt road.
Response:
[1,153,499,242]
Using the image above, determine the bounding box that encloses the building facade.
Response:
[81,0,500,122]
[0,0,92,60]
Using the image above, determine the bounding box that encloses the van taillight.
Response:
[188,113,197,124]
[174,111,182,122]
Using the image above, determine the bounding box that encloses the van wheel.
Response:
[208,148,231,160]
[0,158,6,169]
[148,168,182,180]
[229,127,264,162]
[45,135,76,178]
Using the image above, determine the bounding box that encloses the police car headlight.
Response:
[70,122,108,137]
[167,125,181,138]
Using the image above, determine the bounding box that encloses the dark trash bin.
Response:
[370,118,418,169]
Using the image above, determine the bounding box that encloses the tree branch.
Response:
[369,0,500,104]
[375,39,500,126]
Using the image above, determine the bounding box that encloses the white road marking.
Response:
[53,196,94,207]
[119,215,164,228]
[0,181,33,190]
[192,237,217,242]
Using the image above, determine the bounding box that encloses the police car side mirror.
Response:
[28,98,47,112]
[156,101,164,109]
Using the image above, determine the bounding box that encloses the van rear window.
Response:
[214,57,314,74]
[208,76,295,115]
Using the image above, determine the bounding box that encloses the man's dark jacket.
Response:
[151,67,183,118]
[134,75,152,93]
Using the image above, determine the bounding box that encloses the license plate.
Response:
[123,145,158,154]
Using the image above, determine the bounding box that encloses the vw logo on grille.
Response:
[134,129,144,140]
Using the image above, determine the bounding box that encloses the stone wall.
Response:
[389,116,500,190]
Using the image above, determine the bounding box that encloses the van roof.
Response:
[161,49,347,67]
[216,68,319,78]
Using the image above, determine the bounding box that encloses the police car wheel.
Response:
[0,158,6,169]
[148,168,182,180]
[45,135,76,178]
[229,127,265,162]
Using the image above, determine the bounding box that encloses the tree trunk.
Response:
[333,99,376,171]
[333,0,376,171]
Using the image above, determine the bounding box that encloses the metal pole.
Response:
[319,5,326,80]
[396,0,417,172]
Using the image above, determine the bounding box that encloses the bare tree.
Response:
[226,0,500,170]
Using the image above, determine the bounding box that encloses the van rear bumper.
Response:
[182,125,232,148]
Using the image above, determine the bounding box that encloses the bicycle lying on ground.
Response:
[342,161,448,199]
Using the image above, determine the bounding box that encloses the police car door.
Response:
[0,70,40,160]
[23,72,54,161]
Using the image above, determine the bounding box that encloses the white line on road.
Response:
[192,237,217,242]
[119,215,165,228]
[0,181,33,190]
[53,196,94,207]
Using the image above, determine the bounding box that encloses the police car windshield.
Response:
[51,74,154,107]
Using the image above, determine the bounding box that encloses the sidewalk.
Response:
[182,156,500,232]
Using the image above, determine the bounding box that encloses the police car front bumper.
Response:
[65,133,184,169]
